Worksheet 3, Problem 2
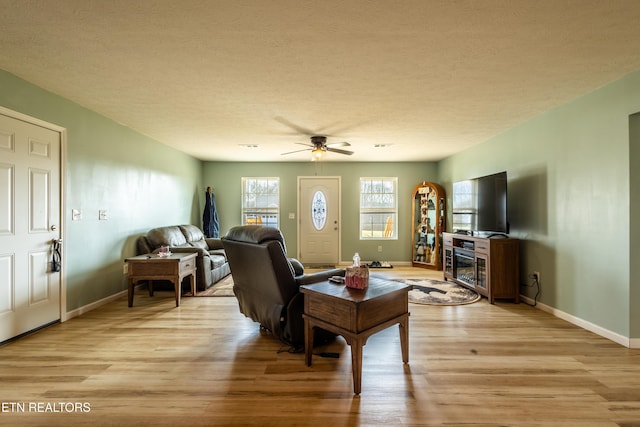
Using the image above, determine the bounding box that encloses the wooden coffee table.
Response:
[126,252,197,307]
[300,277,411,394]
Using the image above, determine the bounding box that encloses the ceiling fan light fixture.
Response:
[311,147,325,161]
[281,134,353,159]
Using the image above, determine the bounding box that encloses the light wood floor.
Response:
[1,267,639,426]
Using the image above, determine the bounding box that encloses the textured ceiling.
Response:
[2,0,640,162]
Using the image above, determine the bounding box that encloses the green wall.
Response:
[203,161,437,263]
[0,70,203,311]
[439,70,640,340]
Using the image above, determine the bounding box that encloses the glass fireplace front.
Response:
[453,248,475,287]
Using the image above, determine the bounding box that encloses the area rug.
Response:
[191,267,335,297]
[402,278,480,306]
[192,276,480,304]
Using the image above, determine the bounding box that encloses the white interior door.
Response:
[0,111,62,343]
[298,176,340,266]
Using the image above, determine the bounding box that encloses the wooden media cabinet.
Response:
[443,232,520,304]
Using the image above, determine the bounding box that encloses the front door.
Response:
[0,110,62,343]
[298,176,340,266]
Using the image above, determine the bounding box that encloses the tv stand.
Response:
[486,233,509,238]
[443,232,520,304]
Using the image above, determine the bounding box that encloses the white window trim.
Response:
[359,177,398,240]
[241,177,280,228]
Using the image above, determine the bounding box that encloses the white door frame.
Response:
[0,106,67,322]
[297,175,342,264]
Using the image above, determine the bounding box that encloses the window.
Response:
[241,177,279,228]
[451,179,476,231]
[359,177,398,239]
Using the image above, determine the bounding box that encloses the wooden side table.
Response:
[300,278,411,395]
[125,252,197,307]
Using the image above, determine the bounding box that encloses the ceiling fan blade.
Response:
[274,116,316,136]
[326,141,351,147]
[295,142,315,148]
[326,120,371,136]
[326,147,354,155]
[281,148,312,155]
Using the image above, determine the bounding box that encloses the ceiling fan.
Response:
[281,135,354,160]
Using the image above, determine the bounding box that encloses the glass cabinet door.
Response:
[475,255,488,292]
[444,247,453,277]
[412,182,445,270]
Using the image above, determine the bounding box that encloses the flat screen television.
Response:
[452,171,509,236]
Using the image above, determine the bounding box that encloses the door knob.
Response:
[50,225,57,231]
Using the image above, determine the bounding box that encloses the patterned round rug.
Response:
[404,279,481,306]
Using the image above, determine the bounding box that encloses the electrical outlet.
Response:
[378,246,383,252]
[123,263,128,275]
[533,271,540,283]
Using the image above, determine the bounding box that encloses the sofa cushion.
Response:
[208,248,226,259]
[179,224,205,243]
[210,254,227,269]
[147,226,187,248]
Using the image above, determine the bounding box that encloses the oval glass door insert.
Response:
[312,190,327,230]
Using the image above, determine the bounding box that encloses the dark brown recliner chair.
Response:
[222,225,345,347]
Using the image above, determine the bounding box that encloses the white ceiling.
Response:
[2,0,640,162]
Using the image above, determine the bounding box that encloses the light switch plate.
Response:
[99,210,108,220]
[72,209,82,221]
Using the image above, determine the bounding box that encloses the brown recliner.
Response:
[222,225,345,347]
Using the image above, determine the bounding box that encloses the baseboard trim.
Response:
[338,261,413,267]
[520,295,635,348]
[65,288,131,320]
